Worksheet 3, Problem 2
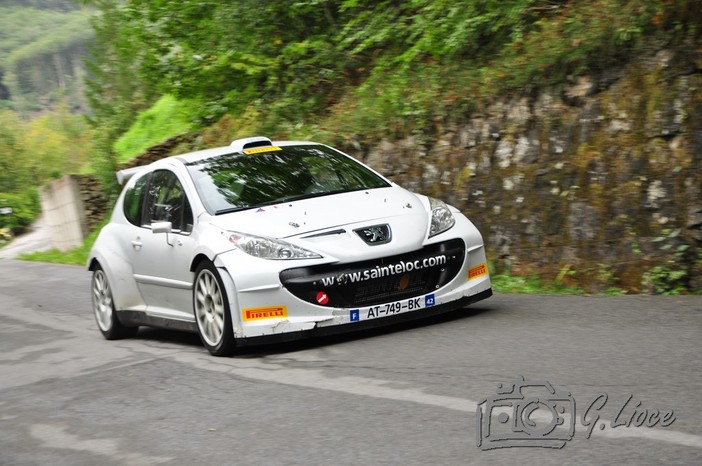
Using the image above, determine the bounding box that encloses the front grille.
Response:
[280,239,465,307]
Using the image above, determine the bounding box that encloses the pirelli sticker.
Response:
[468,262,488,280]
[243,146,282,155]
[242,305,288,321]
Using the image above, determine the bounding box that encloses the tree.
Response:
[0,111,29,193]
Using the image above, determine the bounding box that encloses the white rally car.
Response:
[89,137,492,355]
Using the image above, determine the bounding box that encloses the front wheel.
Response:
[92,264,138,340]
[193,261,236,356]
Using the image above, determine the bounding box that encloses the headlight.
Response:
[228,232,321,260]
[428,197,456,238]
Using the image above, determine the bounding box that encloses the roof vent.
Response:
[230,136,273,152]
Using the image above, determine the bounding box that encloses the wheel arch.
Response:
[88,257,100,271]
[88,249,144,311]
[191,251,244,340]
[192,258,241,355]
[190,253,212,273]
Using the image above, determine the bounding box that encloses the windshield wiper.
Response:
[272,189,351,204]
[214,189,361,214]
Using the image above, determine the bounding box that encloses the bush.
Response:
[113,95,197,162]
[0,188,40,234]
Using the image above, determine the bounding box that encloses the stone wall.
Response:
[346,48,702,293]
[122,133,197,169]
[74,175,111,234]
[74,49,700,293]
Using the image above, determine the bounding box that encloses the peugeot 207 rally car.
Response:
[88,136,492,355]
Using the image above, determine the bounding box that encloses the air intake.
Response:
[230,136,273,152]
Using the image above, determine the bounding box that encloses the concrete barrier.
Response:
[40,175,87,251]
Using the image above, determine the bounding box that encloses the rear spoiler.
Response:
[116,166,145,185]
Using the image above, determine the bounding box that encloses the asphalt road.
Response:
[0,216,50,260]
[0,259,700,465]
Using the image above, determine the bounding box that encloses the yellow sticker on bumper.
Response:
[243,146,282,155]
[468,262,488,280]
[242,306,288,321]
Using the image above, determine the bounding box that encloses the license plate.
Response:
[349,293,436,322]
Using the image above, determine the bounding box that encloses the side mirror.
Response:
[151,221,172,234]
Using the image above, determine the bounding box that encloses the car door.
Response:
[128,168,198,320]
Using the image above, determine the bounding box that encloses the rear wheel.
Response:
[92,264,138,340]
[193,261,236,356]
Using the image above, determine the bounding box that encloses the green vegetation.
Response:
[0,189,40,235]
[0,0,93,237]
[0,3,84,67]
[491,272,584,295]
[84,0,700,146]
[0,1,92,113]
[0,105,94,234]
[642,229,698,295]
[113,95,197,162]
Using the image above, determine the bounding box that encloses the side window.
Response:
[142,170,194,233]
[123,174,148,226]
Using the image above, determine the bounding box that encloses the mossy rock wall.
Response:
[351,47,702,293]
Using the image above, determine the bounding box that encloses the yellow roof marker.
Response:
[243,146,282,155]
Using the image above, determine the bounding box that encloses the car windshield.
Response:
[185,144,391,214]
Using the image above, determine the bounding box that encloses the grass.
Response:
[113,95,197,162]
[491,273,584,295]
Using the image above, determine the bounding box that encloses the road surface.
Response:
[0,259,700,465]
[0,215,50,260]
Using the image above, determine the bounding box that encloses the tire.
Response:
[193,261,236,356]
[91,264,138,340]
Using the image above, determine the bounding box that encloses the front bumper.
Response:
[233,288,493,347]
[219,234,492,342]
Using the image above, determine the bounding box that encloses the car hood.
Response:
[209,187,431,260]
